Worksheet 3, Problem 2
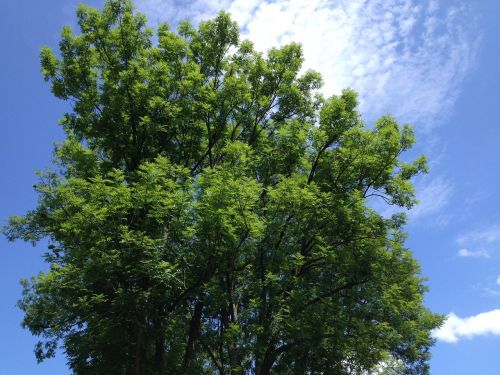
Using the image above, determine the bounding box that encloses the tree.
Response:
[4,1,442,374]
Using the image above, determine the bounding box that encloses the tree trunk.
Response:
[227,274,240,373]
[134,316,146,375]
[183,300,203,373]
[258,346,277,375]
[153,317,165,375]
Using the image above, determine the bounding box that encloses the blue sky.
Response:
[0,0,498,373]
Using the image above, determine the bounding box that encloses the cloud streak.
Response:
[457,226,500,246]
[409,176,453,221]
[135,0,479,128]
[433,310,500,343]
[457,248,490,258]
[456,225,500,259]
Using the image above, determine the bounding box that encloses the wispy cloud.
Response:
[456,225,500,259]
[134,0,232,25]
[457,248,490,258]
[457,226,500,246]
[433,310,500,343]
[135,0,479,128]
[365,175,453,226]
[409,176,453,224]
[477,276,500,297]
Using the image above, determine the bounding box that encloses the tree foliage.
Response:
[4,1,442,374]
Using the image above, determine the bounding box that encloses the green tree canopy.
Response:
[4,1,442,374]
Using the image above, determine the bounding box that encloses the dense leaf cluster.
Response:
[5,1,442,374]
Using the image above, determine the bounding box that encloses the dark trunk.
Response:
[153,317,165,375]
[227,274,240,372]
[258,345,277,375]
[134,316,146,375]
[183,300,204,373]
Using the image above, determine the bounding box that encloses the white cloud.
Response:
[456,225,500,259]
[457,248,490,258]
[496,276,500,286]
[366,176,453,223]
[135,0,479,129]
[433,310,500,343]
[457,226,500,247]
[134,0,233,25]
[409,176,453,221]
